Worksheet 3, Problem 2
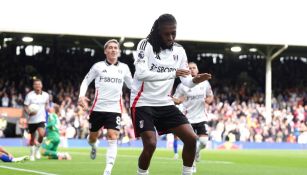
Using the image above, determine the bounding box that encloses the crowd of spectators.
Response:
[0,42,306,144]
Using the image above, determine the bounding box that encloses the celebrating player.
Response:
[131,14,212,175]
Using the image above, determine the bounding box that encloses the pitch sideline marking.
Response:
[0,165,57,175]
[68,151,234,164]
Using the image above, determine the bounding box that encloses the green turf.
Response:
[1,147,307,175]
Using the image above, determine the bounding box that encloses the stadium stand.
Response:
[0,33,306,144]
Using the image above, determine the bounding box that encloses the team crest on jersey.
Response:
[118,70,122,74]
[139,120,144,128]
[138,51,145,59]
[173,55,178,61]
[102,69,107,73]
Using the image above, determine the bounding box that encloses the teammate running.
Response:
[173,62,214,172]
[78,39,133,175]
[23,79,49,161]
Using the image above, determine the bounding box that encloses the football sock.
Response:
[104,140,117,172]
[182,165,193,175]
[137,167,149,175]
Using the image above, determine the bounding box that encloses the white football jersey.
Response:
[131,39,196,108]
[24,91,49,124]
[173,81,213,124]
[79,60,132,113]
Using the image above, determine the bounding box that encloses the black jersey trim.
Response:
[139,40,148,50]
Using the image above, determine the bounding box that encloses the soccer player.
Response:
[0,147,29,162]
[41,104,71,160]
[78,39,133,175]
[173,62,214,172]
[22,79,49,161]
[131,14,212,175]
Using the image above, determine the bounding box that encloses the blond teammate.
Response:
[78,39,132,175]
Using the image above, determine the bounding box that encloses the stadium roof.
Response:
[1,0,307,46]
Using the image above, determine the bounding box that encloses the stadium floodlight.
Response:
[196,54,201,61]
[301,57,307,63]
[123,41,135,48]
[249,48,257,52]
[4,38,13,42]
[239,55,247,60]
[125,49,132,55]
[231,46,241,52]
[25,45,42,56]
[22,36,33,42]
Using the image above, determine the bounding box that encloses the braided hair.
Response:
[147,14,177,54]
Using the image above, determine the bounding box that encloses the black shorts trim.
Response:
[191,121,208,135]
[131,105,189,137]
[28,122,45,134]
[88,111,121,132]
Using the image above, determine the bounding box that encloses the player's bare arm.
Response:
[176,69,190,77]
[78,96,90,110]
[173,96,186,105]
[205,95,214,104]
[192,73,212,84]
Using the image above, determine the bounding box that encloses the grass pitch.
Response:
[1,147,307,175]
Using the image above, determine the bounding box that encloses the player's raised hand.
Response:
[192,73,212,84]
[173,96,186,105]
[78,96,90,111]
[176,69,190,77]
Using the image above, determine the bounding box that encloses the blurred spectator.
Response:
[0,42,306,144]
[1,92,9,107]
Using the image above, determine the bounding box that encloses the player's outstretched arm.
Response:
[192,73,212,84]
[176,69,190,77]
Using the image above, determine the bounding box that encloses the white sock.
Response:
[196,137,208,155]
[12,157,19,162]
[104,140,117,172]
[35,144,41,152]
[30,146,36,156]
[182,165,193,175]
[192,162,197,173]
[137,167,149,175]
